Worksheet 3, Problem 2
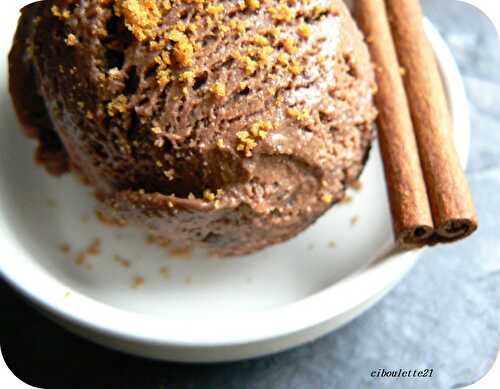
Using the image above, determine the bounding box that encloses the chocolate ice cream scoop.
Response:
[10,0,377,256]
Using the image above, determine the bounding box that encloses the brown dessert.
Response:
[9,0,377,256]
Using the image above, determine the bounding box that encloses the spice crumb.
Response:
[159,266,171,280]
[321,193,333,204]
[60,243,71,253]
[341,195,353,204]
[169,246,192,258]
[113,255,131,268]
[133,276,145,289]
[65,33,78,46]
[351,180,363,191]
[211,82,226,97]
[74,238,101,266]
[146,234,171,247]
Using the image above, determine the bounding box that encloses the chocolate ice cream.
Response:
[10,0,377,256]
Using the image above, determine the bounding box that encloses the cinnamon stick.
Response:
[355,0,434,247]
[386,0,478,242]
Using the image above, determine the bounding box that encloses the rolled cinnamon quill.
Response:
[386,0,478,242]
[355,0,434,247]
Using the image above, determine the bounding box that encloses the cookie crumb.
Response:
[159,266,171,280]
[60,243,71,253]
[146,234,171,247]
[74,238,101,266]
[211,82,226,97]
[170,246,192,258]
[133,276,145,289]
[351,180,363,191]
[341,195,353,204]
[87,238,101,256]
[65,33,78,46]
[350,215,359,226]
[321,193,333,204]
[113,255,131,268]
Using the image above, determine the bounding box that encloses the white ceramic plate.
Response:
[0,2,470,362]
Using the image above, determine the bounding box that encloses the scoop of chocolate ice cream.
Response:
[10,0,376,256]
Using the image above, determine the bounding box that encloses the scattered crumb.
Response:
[328,241,337,248]
[60,243,71,253]
[133,276,145,289]
[74,238,101,266]
[169,246,192,258]
[341,195,353,204]
[351,215,359,226]
[211,82,226,97]
[62,291,71,300]
[113,255,131,268]
[107,94,128,117]
[116,0,161,41]
[87,238,101,255]
[236,121,272,157]
[75,252,86,266]
[163,169,176,181]
[65,33,78,46]
[146,234,171,247]
[159,266,171,280]
[95,209,127,226]
[46,198,57,208]
[297,23,312,39]
[184,276,192,285]
[321,193,333,204]
[351,180,363,191]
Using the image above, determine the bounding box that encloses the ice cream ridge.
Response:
[9,0,377,256]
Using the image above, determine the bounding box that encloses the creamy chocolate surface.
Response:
[10,0,377,256]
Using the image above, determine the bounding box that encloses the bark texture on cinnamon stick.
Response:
[354,0,434,247]
[386,0,478,242]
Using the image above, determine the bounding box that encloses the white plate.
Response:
[0,2,470,362]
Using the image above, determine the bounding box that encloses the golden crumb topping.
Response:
[74,0,350,163]
[211,82,226,97]
[107,95,128,116]
[321,193,333,204]
[115,0,162,41]
[246,0,261,11]
[236,120,273,157]
[65,33,78,46]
